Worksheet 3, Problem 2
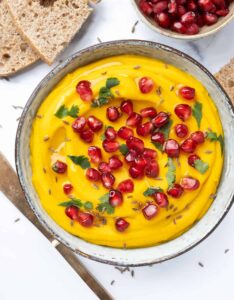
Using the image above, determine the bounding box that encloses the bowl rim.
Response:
[131,0,234,40]
[15,39,234,267]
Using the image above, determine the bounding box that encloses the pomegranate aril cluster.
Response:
[139,0,231,35]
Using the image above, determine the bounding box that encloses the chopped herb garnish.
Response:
[68,155,90,169]
[92,77,120,107]
[166,157,176,187]
[194,159,209,174]
[159,119,173,139]
[55,104,79,119]
[59,198,83,208]
[192,101,202,128]
[143,187,163,197]
[152,141,163,152]
[97,193,114,214]
[83,201,94,210]
[206,130,224,154]
[119,144,129,156]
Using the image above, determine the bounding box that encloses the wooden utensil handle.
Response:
[0,152,113,300]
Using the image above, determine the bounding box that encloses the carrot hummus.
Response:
[30,55,224,248]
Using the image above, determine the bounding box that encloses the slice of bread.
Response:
[0,0,39,77]
[215,59,234,104]
[6,0,92,65]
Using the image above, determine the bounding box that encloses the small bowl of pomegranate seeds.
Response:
[133,0,234,39]
[16,40,234,266]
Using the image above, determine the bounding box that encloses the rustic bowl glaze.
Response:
[131,0,234,40]
[15,40,234,266]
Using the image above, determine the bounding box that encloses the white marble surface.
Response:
[0,0,234,299]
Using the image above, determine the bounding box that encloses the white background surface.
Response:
[0,0,234,299]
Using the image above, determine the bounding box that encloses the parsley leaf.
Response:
[106,77,120,89]
[83,201,93,210]
[192,102,202,128]
[143,187,163,197]
[119,144,129,156]
[152,141,163,152]
[68,155,90,169]
[166,157,176,187]
[55,104,79,119]
[159,119,173,139]
[97,193,114,214]
[194,159,209,174]
[59,198,83,208]
[206,130,224,154]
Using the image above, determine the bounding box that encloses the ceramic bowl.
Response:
[131,0,234,40]
[16,40,234,266]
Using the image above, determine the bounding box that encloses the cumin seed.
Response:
[101,71,107,76]
[198,262,204,268]
[14,218,20,223]
[133,65,141,70]
[12,105,24,110]
[131,270,135,277]
[127,195,133,199]
[131,20,139,33]
[43,167,47,174]
[110,280,115,285]
[166,215,171,219]
[224,249,230,254]
[43,135,50,142]
[97,37,102,43]
[92,183,99,190]
[48,189,52,195]
[36,114,43,119]
[63,120,70,125]
[205,150,213,154]
[173,218,176,225]
[176,215,182,220]
[170,85,175,91]
[156,86,162,95]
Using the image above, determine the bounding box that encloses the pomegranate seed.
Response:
[211,0,226,7]
[186,23,200,35]
[152,1,168,13]
[86,168,101,181]
[126,112,142,127]
[198,0,215,11]
[101,172,115,189]
[137,122,154,136]
[145,159,159,178]
[139,77,155,93]
[78,212,94,227]
[177,5,187,16]
[188,154,200,167]
[168,0,177,14]
[187,0,197,11]
[109,155,123,170]
[76,80,93,102]
[140,106,157,118]
[171,21,187,33]
[126,136,144,154]
[181,138,197,153]
[117,126,134,140]
[88,146,102,164]
[203,12,218,25]
[174,104,192,121]
[87,116,103,132]
[142,203,158,220]
[139,0,153,15]
[216,8,229,16]
[181,176,200,190]
[106,106,120,122]
[134,155,147,170]
[197,13,205,26]
[125,149,138,163]
[153,192,169,207]
[63,183,73,195]
[181,12,197,25]
[115,218,129,232]
[52,160,67,174]
[120,100,133,115]
[72,116,86,133]
[164,139,180,157]
[118,179,134,193]
[174,124,189,138]
[129,164,144,179]
[109,189,123,207]
[177,0,186,4]
[65,205,79,220]
[102,140,119,153]
[191,131,205,144]
[105,127,117,141]
[156,12,171,28]
[151,132,165,144]
[143,148,157,159]
[98,162,111,173]
[80,128,94,143]
[167,184,184,198]
[151,112,169,128]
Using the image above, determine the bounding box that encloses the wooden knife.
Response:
[0,152,113,300]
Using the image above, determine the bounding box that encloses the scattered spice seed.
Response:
[110,280,115,285]
[170,85,175,91]
[115,266,130,274]
[173,218,176,225]
[43,135,50,142]
[169,204,174,210]
[36,114,43,119]
[63,120,70,125]
[101,71,107,76]
[12,105,24,110]
[166,215,171,219]
[43,167,47,174]
[224,249,230,254]
[14,218,20,223]
[156,86,162,96]
[48,189,52,195]
[55,176,58,182]
[92,183,99,190]
[48,147,57,153]
[97,37,102,43]
[131,20,139,33]
[115,90,120,96]
[132,208,138,211]
[127,195,133,199]
[176,215,182,220]
[131,270,135,277]
[204,150,213,154]
[184,204,190,210]
[123,242,127,249]
[198,262,204,268]
[70,220,74,226]
[209,193,217,200]
[173,207,178,212]
[133,65,141,70]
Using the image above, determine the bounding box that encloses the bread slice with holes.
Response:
[6,0,92,65]
[215,59,234,104]
[0,0,39,77]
